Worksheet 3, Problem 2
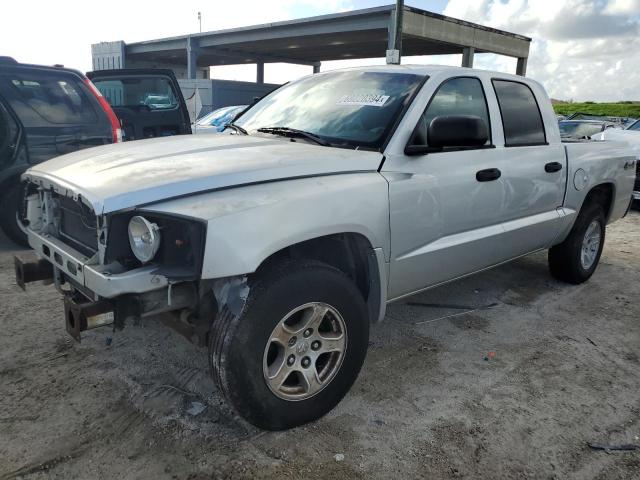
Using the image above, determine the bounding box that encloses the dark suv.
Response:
[0,57,121,244]
[0,58,191,245]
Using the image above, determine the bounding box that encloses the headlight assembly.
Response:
[128,215,161,263]
[106,212,204,277]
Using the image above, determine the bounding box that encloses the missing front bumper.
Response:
[16,255,203,343]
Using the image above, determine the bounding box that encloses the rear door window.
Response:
[492,79,546,146]
[3,72,97,126]
[91,76,179,110]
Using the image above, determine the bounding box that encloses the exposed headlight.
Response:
[128,216,161,263]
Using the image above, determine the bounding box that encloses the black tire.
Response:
[209,260,369,430]
[0,182,28,247]
[548,201,606,284]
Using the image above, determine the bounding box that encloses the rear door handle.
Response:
[545,162,563,173]
[476,168,501,182]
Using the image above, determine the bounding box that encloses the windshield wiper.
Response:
[256,126,331,147]
[223,123,248,135]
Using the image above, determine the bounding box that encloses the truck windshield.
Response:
[235,71,425,150]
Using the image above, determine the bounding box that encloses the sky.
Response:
[1,0,638,101]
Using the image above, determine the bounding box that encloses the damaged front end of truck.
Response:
[14,176,245,346]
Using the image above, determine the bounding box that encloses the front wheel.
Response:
[209,260,369,430]
[548,201,606,284]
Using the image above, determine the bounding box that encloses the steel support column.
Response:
[462,47,474,68]
[257,62,264,83]
[386,0,404,64]
[187,36,200,79]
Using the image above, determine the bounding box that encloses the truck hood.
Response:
[24,134,383,214]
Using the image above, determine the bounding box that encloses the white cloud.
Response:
[605,0,640,14]
[443,0,640,101]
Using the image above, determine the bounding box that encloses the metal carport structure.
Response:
[92,4,531,81]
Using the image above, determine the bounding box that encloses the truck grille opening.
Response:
[56,195,98,256]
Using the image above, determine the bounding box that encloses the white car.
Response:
[15,65,636,430]
[192,105,247,134]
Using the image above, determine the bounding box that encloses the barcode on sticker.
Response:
[336,94,390,107]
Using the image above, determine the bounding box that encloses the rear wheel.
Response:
[548,201,605,284]
[0,182,28,247]
[209,260,369,430]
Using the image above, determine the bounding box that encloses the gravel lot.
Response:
[1,212,639,480]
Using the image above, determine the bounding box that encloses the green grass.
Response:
[553,103,640,118]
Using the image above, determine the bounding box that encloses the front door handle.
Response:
[545,162,563,173]
[476,168,501,182]
[624,159,637,170]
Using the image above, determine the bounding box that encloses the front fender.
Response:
[142,173,391,279]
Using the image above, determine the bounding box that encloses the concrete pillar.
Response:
[257,62,264,84]
[313,63,321,74]
[516,57,527,76]
[187,37,199,79]
[462,47,475,68]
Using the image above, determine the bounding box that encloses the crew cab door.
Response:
[489,79,567,259]
[382,75,514,300]
[87,69,192,141]
[382,74,568,301]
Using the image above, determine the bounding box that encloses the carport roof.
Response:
[124,4,531,67]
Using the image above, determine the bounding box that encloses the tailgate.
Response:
[87,69,192,141]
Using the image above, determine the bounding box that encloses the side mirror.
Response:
[405,115,489,155]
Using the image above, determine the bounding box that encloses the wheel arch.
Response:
[583,182,615,221]
[254,232,387,323]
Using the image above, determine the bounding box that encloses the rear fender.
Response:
[556,142,635,244]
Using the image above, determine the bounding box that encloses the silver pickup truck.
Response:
[14,65,636,430]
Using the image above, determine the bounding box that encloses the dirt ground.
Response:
[1,213,639,480]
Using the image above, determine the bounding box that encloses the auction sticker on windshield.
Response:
[336,94,390,107]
